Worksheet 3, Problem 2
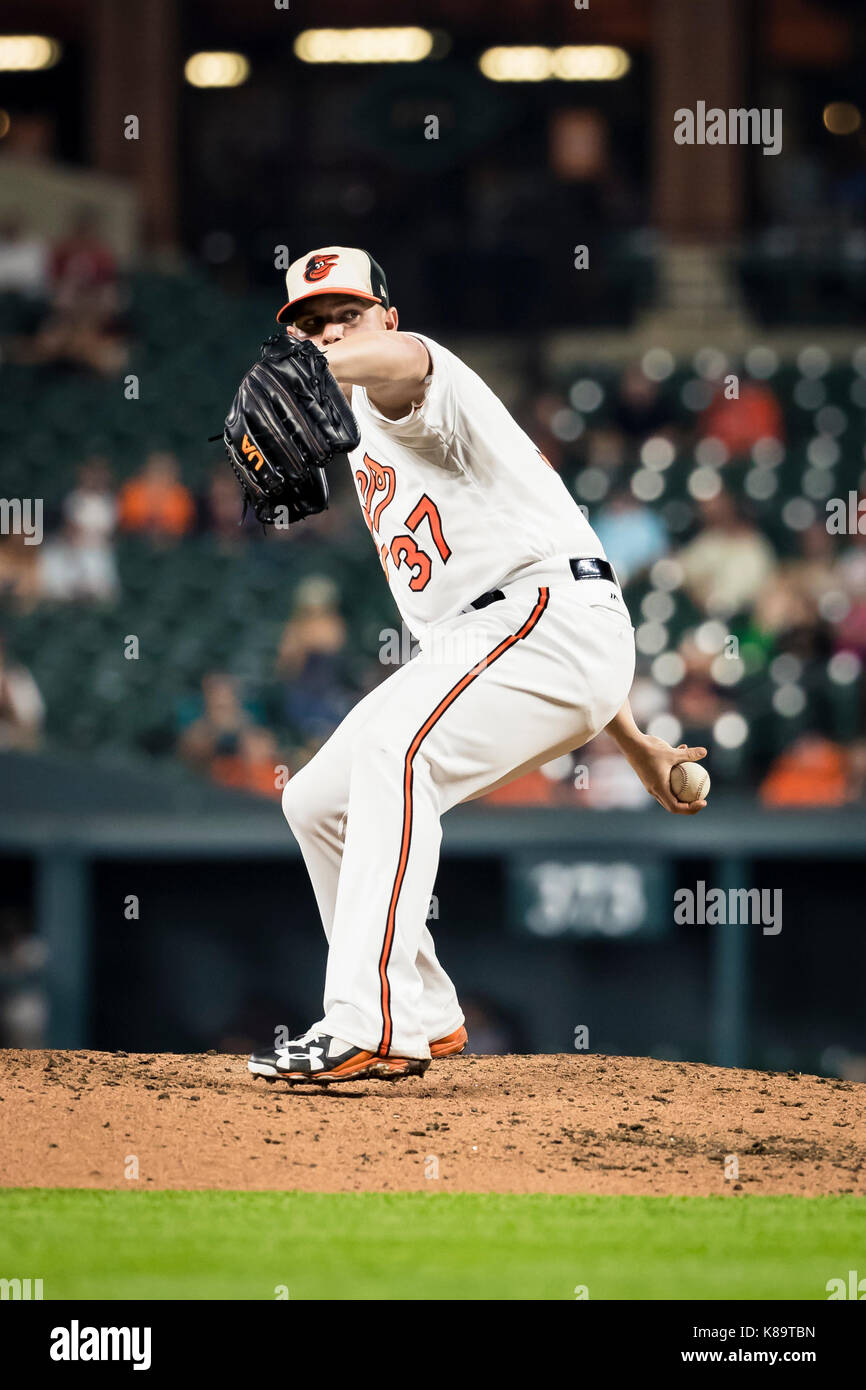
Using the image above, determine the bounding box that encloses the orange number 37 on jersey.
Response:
[355,454,451,592]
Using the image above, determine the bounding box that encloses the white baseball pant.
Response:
[281,564,635,1060]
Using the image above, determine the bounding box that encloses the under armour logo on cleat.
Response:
[279,1046,324,1070]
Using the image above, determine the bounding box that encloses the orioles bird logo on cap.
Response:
[304,253,339,283]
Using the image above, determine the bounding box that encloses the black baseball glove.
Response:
[222,333,361,525]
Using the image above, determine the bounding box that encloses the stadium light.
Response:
[479,47,551,82]
[294,28,434,64]
[823,102,861,135]
[550,46,630,81]
[0,35,60,70]
[479,45,630,82]
[185,52,250,88]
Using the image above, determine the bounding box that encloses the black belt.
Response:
[470,557,617,611]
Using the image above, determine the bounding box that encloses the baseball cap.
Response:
[276,246,390,324]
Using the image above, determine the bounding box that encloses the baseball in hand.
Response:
[670,761,710,804]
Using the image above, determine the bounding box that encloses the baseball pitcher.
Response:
[224,245,708,1085]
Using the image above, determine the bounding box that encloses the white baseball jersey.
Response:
[346,333,606,637]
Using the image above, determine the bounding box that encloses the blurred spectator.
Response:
[276,576,354,741]
[0,216,48,297]
[788,522,839,604]
[50,207,118,315]
[10,208,128,374]
[0,534,41,609]
[35,455,122,603]
[581,425,627,475]
[671,674,731,747]
[833,599,866,661]
[675,492,776,617]
[846,740,866,802]
[698,377,784,456]
[837,531,866,599]
[201,464,247,545]
[178,673,258,771]
[749,594,833,672]
[594,489,669,585]
[211,726,282,799]
[833,534,866,659]
[752,522,837,642]
[38,519,119,603]
[611,363,673,441]
[0,634,44,749]
[118,451,195,542]
[759,733,849,807]
[573,732,648,809]
[63,455,118,546]
[483,765,561,806]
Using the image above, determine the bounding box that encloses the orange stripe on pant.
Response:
[377,586,550,1055]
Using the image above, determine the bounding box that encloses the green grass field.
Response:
[0,1189,860,1300]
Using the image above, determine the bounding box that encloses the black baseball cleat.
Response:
[247,1045,286,1081]
[248,1030,430,1086]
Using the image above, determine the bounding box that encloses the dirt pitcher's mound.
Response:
[0,1050,863,1196]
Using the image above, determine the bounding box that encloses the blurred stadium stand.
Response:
[0,269,864,785]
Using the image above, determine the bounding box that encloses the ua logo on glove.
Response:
[241,433,265,471]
